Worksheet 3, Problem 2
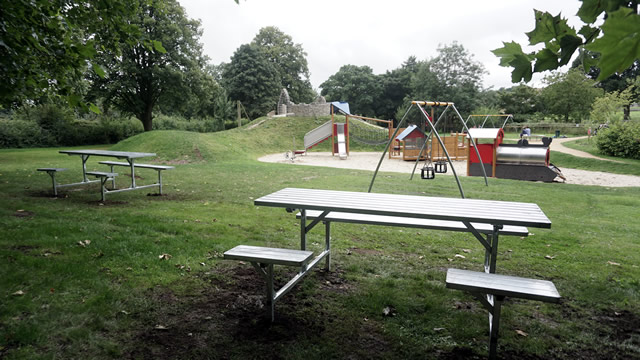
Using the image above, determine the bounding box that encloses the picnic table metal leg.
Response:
[488,295,505,360]
[266,263,275,322]
[127,159,136,188]
[45,170,58,196]
[300,209,307,272]
[158,170,163,195]
[484,234,492,274]
[99,177,108,202]
[325,221,331,271]
[489,225,502,274]
[81,155,90,182]
[107,164,116,189]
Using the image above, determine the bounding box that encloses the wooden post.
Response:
[237,100,241,128]
[331,105,335,157]
[346,116,350,155]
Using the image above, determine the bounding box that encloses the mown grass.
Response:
[550,137,640,176]
[0,116,639,359]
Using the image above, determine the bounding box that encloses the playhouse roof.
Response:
[467,128,504,140]
[330,102,351,115]
[396,125,425,141]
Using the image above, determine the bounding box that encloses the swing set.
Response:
[464,114,513,130]
[369,101,489,199]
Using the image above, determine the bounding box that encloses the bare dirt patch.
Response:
[122,264,396,360]
[12,210,34,218]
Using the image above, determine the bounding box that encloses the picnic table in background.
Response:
[38,149,173,200]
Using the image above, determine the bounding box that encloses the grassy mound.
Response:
[109,116,338,163]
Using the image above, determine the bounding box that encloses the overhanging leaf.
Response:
[579,25,601,44]
[152,40,167,54]
[586,8,640,80]
[92,63,106,78]
[577,0,607,23]
[559,34,583,66]
[534,48,559,72]
[492,41,530,67]
[510,54,534,83]
[89,103,101,114]
[527,10,576,45]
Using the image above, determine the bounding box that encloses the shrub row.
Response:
[596,121,640,160]
[0,105,229,149]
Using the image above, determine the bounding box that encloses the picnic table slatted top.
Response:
[59,150,156,159]
[254,188,551,228]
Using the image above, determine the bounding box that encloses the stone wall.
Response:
[275,88,330,117]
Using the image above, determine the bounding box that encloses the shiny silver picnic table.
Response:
[58,149,156,190]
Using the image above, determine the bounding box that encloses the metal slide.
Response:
[304,120,332,150]
[336,124,347,159]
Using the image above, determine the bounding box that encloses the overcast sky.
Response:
[178,0,584,92]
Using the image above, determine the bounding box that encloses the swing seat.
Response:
[421,166,435,180]
[435,161,448,174]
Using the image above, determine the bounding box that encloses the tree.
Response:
[251,27,315,104]
[0,0,142,109]
[580,57,640,119]
[497,84,540,118]
[375,57,417,120]
[539,68,603,122]
[222,44,281,119]
[492,1,640,83]
[590,87,634,125]
[410,42,486,115]
[320,65,382,117]
[89,0,209,131]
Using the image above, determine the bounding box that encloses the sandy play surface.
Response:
[258,151,640,188]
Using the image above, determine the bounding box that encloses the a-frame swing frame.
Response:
[368,101,488,199]
[464,114,514,130]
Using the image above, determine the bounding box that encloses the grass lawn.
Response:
[553,137,640,176]
[1,116,639,359]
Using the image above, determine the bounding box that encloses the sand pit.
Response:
[258,151,640,188]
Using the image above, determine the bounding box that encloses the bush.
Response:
[596,121,640,159]
[0,119,54,148]
[0,105,224,149]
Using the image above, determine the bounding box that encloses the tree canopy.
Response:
[0,0,142,109]
[88,0,211,131]
[222,44,281,119]
[251,26,315,104]
[320,65,382,118]
[539,68,603,122]
[492,1,640,83]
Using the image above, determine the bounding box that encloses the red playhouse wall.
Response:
[469,144,495,164]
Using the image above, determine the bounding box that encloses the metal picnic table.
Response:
[254,187,552,275]
[58,149,157,193]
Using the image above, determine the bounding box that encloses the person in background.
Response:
[520,126,531,138]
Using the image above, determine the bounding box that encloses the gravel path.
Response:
[550,136,624,163]
[259,150,640,188]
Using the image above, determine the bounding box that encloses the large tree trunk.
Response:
[138,104,154,131]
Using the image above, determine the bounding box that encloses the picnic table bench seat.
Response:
[97,161,174,171]
[37,168,67,196]
[85,171,118,202]
[446,268,560,359]
[98,161,174,195]
[297,210,530,237]
[224,245,315,322]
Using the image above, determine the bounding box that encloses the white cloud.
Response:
[179,0,583,91]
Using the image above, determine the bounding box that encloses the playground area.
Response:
[259,150,640,187]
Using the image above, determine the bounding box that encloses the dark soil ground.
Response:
[115,264,639,360]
